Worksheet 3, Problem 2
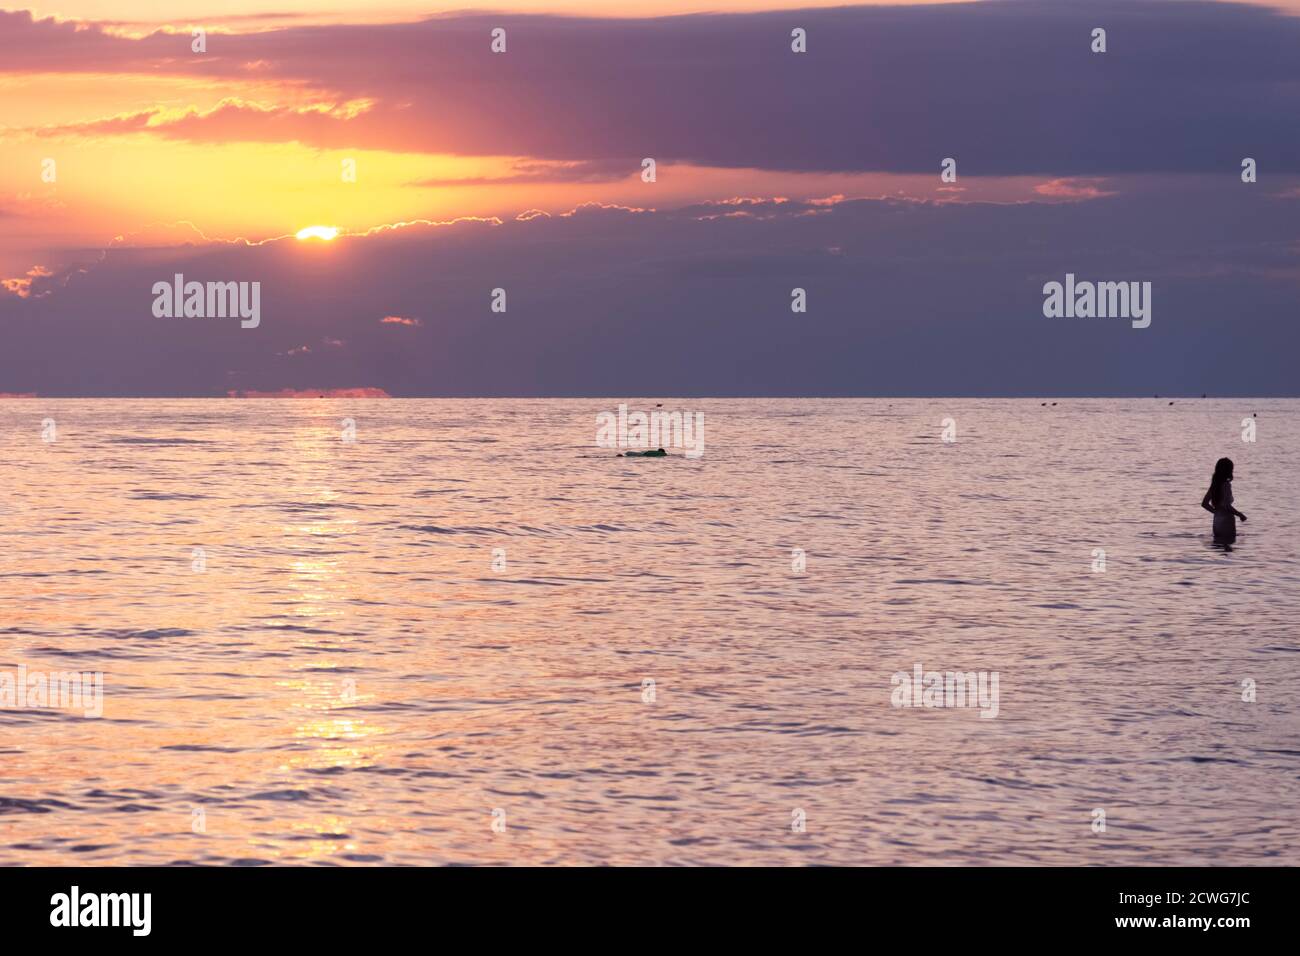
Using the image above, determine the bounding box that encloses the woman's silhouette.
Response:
[1202,457,1247,541]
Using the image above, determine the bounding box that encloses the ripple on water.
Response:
[2,398,1298,865]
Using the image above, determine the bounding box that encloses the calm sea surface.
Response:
[1,398,1297,866]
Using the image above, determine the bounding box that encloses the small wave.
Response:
[127,492,210,500]
[93,628,195,640]
[481,578,567,587]
[107,437,213,445]
[22,646,151,661]
[401,524,504,536]
[0,797,79,815]
[246,789,319,802]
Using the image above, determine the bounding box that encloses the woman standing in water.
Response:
[1202,457,1247,541]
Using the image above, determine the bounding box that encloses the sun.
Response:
[296,225,340,241]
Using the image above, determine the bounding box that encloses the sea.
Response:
[1,398,1297,865]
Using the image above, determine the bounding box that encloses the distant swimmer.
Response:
[1202,457,1247,542]
[620,447,667,458]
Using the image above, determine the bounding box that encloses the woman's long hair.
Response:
[1209,457,1234,509]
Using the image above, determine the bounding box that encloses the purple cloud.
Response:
[7,2,1300,175]
[3,185,1297,396]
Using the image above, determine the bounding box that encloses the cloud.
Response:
[410,158,635,188]
[5,2,1300,174]
[31,99,378,146]
[1,266,54,299]
[3,185,1297,396]
[1035,178,1118,200]
[225,387,391,398]
[380,315,421,326]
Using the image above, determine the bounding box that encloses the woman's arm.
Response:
[1202,490,1216,513]
[1233,508,1247,521]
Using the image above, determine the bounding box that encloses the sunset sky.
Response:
[2,0,1299,396]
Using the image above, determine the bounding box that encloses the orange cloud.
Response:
[1034,178,1116,200]
[1,265,53,298]
[31,98,376,145]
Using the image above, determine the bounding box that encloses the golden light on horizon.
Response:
[296,225,340,241]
